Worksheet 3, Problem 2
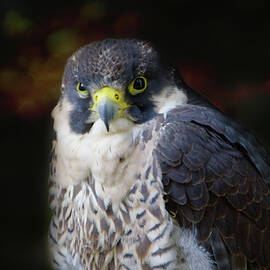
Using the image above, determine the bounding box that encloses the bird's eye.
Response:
[76,82,89,98]
[128,76,147,95]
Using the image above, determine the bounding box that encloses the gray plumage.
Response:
[49,39,270,270]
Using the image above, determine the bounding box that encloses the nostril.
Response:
[115,93,119,100]
[95,95,98,102]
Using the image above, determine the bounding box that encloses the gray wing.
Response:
[154,105,270,270]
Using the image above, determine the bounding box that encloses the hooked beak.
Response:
[89,87,130,132]
[97,98,117,132]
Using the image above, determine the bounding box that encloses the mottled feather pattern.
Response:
[157,105,270,269]
[49,121,188,270]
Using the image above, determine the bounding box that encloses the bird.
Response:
[48,38,270,270]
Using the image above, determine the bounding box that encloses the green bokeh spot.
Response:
[3,10,32,36]
[47,29,79,57]
[80,1,107,20]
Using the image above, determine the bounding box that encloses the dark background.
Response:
[1,0,270,269]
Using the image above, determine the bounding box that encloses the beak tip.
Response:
[105,122,110,132]
[97,98,116,133]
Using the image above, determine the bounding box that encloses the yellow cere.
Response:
[128,76,147,95]
[89,86,130,113]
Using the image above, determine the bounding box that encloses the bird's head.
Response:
[57,39,188,134]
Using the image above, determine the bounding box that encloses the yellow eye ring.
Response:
[128,76,147,95]
[76,82,89,98]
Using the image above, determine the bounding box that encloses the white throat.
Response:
[52,100,142,202]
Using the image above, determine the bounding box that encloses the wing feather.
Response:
[155,105,270,269]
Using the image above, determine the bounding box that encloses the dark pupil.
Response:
[133,78,145,90]
[79,83,86,91]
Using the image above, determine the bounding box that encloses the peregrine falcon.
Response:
[48,39,270,270]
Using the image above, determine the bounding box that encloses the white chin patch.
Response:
[90,118,135,136]
[154,86,188,115]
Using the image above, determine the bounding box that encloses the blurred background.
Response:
[0,0,270,268]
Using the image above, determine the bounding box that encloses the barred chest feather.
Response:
[49,116,213,270]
